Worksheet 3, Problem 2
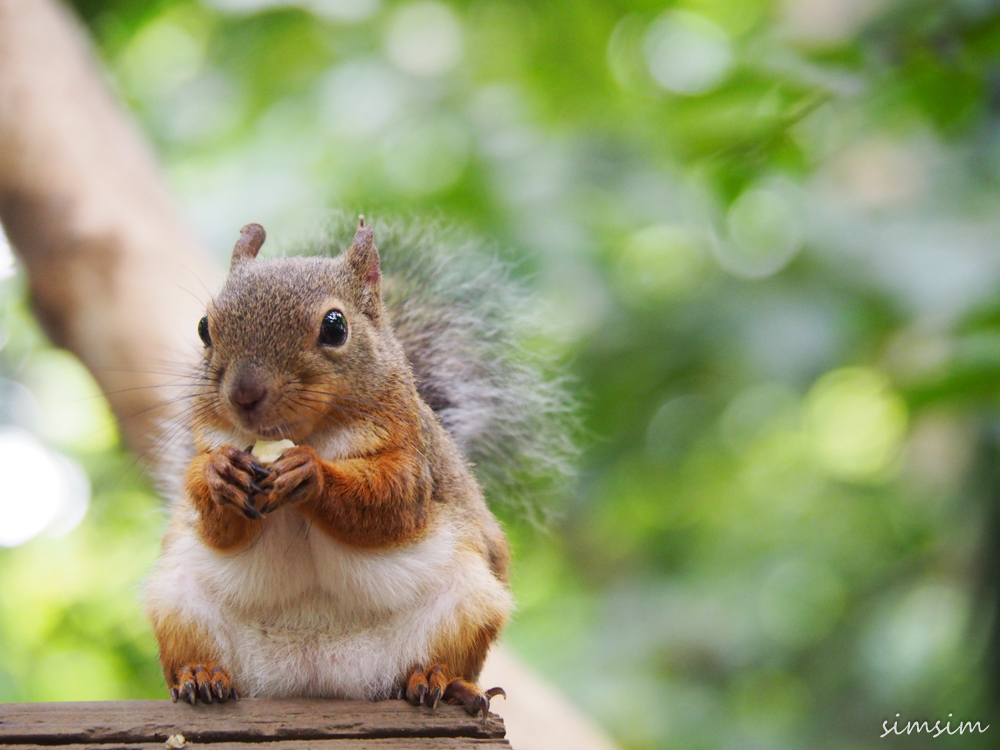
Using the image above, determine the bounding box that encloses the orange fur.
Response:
[149,610,221,689]
[429,617,504,684]
[297,443,432,548]
[185,450,264,552]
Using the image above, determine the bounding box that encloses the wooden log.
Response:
[6,742,505,750]
[0,699,507,746]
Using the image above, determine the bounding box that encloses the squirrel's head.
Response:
[194,218,406,443]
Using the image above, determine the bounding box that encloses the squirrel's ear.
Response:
[345,215,382,320]
[231,223,266,268]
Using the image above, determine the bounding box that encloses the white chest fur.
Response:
[145,508,508,699]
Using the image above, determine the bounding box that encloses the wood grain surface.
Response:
[0,699,508,747]
[7,742,506,750]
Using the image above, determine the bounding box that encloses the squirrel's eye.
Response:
[198,315,211,348]
[319,310,348,347]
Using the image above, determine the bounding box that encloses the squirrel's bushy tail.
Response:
[300,214,577,523]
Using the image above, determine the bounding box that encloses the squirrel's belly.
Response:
[146,508,511,699]
[216,595,438,699]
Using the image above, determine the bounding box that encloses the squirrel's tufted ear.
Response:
[231,223,266,268]
[345,215,382,320]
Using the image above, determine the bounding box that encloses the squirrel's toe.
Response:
[444,677,504,724]
[404,663,428,706]
[171,663,236,706]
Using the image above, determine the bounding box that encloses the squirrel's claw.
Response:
[240,501,265,520]
[171,663,236,706]
[405,663,428,706]
[178,677,197,706]
[213,679,230,702]
[481,687,506,723]
[401,665,502,724]
[411,684,427,706]
[443,677,504,724]
[250,462,270,483]
[206,446,271,520]
[426,664,447,709]
[256,446,322,513]
[195,664,214,704]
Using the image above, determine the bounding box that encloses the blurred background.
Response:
[2,0,1000,746]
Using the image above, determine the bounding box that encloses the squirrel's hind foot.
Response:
[446,679,506,723]
[169,663,239,705]
[401,663,505,723]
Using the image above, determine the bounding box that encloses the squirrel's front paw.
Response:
[258,445,323,513]
[205,446,269,520]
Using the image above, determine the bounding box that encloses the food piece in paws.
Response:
[251,439,296,465]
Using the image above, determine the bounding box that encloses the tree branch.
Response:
[0,0,219,459]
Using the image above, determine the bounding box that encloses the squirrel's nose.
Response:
[230,379,269,414]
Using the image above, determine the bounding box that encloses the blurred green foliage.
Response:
[4,0,1000,748]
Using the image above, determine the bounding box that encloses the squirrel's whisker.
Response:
[288,385,384,410]
[286,394,390,429]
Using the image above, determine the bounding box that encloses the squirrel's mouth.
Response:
[252,421,304,440]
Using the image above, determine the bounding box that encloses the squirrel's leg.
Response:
[400,617,506,719]
[150,610,238,705]
[186,446,269,551]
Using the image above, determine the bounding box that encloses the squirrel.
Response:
[143,215,574,719]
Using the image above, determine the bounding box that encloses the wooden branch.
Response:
[0,0,219,459]
[1,743,503,750]
[0,743,501,750]
[0,699,507,747]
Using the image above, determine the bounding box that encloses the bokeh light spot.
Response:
[716,186,803,278]
[0,429,90,547]
[644,10,733,95]
[308,0,380,22]
[117,15,206,99]
[385,1,463,77]
[0,223,14,282]
[805,367,908,482]
[616,224,707,302]
[860,583,969,699]
[203,0,379,21]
